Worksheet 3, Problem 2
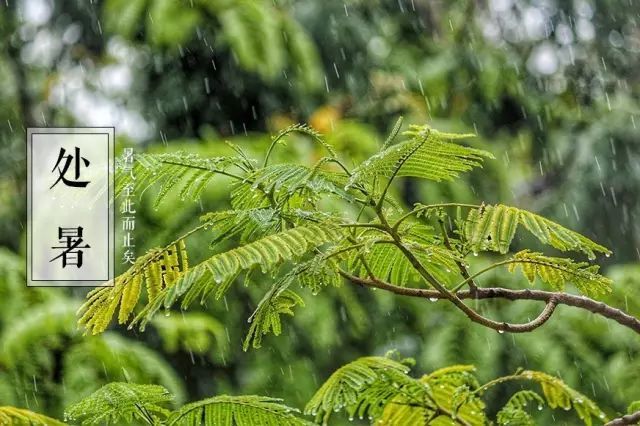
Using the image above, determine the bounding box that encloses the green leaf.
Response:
[200,208,282,247]
[128,223,344,332]
[103,0,147,38]
[462,204,611,259]
[304,356,411,424]
[517,370,607,425]
[353,226,460,287]
[167,395,311,426]
[0,298,79,368]
[496,390,545,426]
[282,18,322,90]
[118,152,245,205]
[0,407,66,426]
[78,240,190,335]
[65,382,173,425]
[64,333,186,407]
[379,365,486,426]
[243,276,304,351]
[464,204,519,254]
[294,254,342,295]
[347,125,492,188]
[507,250,612,297]
[218,1,284,79]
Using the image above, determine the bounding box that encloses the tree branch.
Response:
[605,411,640,426]
[390,239,534,332]
[374,206,541,333]
[340,272,640,334]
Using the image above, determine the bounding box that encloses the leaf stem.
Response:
[450,260,511,292]
[375,136,426,213]
[392,202,480,232]
[160,159,247,182]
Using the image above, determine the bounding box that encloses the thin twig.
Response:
[160,159,247,181]
[438,218,478,293]
[375,135,426,213]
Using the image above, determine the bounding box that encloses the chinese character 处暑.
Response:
[50,226,91,268]
[50,146,91,189]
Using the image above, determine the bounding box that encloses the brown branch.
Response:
[605,411,640,426]
[369,206,559,333]
[390,239,542,332]
[365,184,626,335]
[340,272,640,335]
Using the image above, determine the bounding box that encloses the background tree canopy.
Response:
[0,0,639,424]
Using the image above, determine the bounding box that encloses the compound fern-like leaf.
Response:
[243,277,304,351]
[266,123,336,162]
[117,152,246,205]
[78,240,191,334]
[200,208,282,247]
[304,356,411,424]
[0,407,66,426]
[496,390,545,426]
[166,395,311,426]
[380,365,486,426]
[130,223,344,331]
[463,204,610,259]
[347,125,493,188]
[352,229,460,287]
[64,333,185,406]
[65,382,173,425]
[464,204,520,254]
[295,254,342,295]
[517,370,607,425]
[507,250,612,297]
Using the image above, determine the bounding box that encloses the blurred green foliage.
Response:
[0,0,639,424]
